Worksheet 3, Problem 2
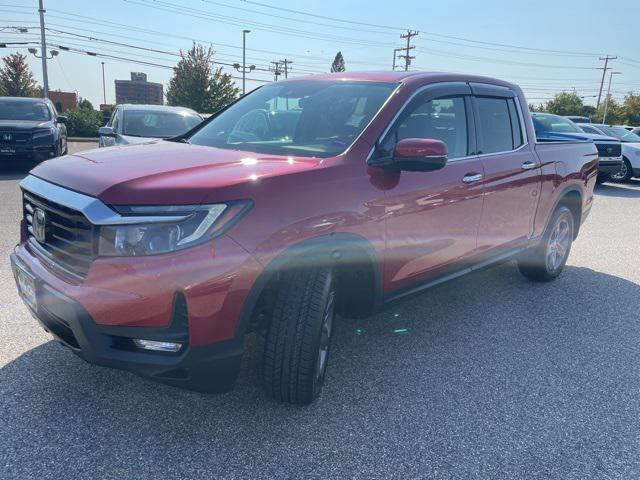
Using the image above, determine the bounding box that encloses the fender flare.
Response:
[234,232,383,337]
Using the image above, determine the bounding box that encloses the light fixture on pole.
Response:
[233,30,255,95]
[28,47,58,59]
[602,71,621,125]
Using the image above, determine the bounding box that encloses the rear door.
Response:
[373,83,485,292]
[471,84,541,251]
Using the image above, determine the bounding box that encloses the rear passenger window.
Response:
[381,96,469,159]
[507,99,524,149]
[475,97,514,154]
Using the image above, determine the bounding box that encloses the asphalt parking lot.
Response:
[1,150,639,478]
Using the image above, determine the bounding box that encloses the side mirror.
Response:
[98,126,116,137]
[392,138,448,172]
[56,115,67,124]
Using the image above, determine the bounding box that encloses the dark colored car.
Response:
[98,104,203,148]
[11,72,597,405]
[531,112,622,181]
[0,97,67,165]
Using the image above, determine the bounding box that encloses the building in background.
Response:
[114,72,163,105]
[36,89,77,112]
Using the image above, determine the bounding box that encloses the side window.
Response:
[507,99,524,149]
[581,125,598,134]
[380,96,469,160]
[475,97,513,154]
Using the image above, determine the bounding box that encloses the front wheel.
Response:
[262,266,336,405]
[610,158,633,183]
[518,206,574,282]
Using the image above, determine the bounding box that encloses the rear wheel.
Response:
[518,206,574,282]
[610,158,633,183]
[262,266,336,405]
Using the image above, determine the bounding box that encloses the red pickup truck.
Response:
[11,72,598,405]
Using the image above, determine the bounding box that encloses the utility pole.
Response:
[101,62,106,104]
[602,71,621,124]
[398,30,418,71]
[596,55,616,110]
[392,47,403,71]
[270,60,283,81]
[279,59,292,79]
[38,0,49,98]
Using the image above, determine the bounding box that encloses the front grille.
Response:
[23,191,94,279]
[0,131,31,144]
[596,143,621,158]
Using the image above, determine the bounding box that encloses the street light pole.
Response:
[38,0,49,98]
[602,71,621,125]
[101,62,106,104]
[242,29,250,95]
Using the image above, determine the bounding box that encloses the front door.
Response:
[372,84,485,293]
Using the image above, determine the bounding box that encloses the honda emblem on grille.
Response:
[33,208,47,244]
[2,133,11,141]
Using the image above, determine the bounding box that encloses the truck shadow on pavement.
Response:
[2,263,640,478]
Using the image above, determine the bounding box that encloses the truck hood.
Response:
[0,119,53,131]
[30,141,323,205]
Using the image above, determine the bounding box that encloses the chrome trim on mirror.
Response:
[20,175,189,225]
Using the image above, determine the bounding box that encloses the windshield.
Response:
[123,111,202,138]
[188,80,396,158]
[533,114,584,134]
[0,101,50,121]
[598,125,640,142]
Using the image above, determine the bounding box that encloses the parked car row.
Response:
[573,122,640,182]
[531,112,623,183]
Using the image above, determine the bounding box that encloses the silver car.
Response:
[98,104,203,147]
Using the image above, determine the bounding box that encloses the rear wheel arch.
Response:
[550,187,582,240]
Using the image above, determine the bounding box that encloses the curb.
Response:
[67,137,99,142]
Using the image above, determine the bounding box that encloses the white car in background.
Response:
[98,104,203,148]
[577,123,640,182]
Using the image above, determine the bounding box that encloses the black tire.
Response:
[262,266,336,405]
[518,206,574,282]
[610,157,633,183]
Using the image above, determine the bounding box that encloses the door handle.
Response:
[521,161,537,170]
[462,173,483,184]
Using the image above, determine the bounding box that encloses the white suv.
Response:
[578,123,640,182]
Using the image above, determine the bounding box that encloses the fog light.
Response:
[133,339,182,352]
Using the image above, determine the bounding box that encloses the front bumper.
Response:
[0,140,57,160]
[598,157,623,175]
[11,252,244,392]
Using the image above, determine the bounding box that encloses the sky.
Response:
[1,0,639,109]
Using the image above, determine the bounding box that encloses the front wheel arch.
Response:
[237,233,382,336]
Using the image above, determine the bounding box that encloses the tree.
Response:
[331,51,345,72]
[166,42,240,113]
[545,91,585,116]
[0,53,38,97]
[78,98,94,110]
[65,107,102,137]
[621,92,640,125]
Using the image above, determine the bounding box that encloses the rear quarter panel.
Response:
[532,141,598,237]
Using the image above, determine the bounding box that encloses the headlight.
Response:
[97,201,251,256]
[32,128,55,139]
